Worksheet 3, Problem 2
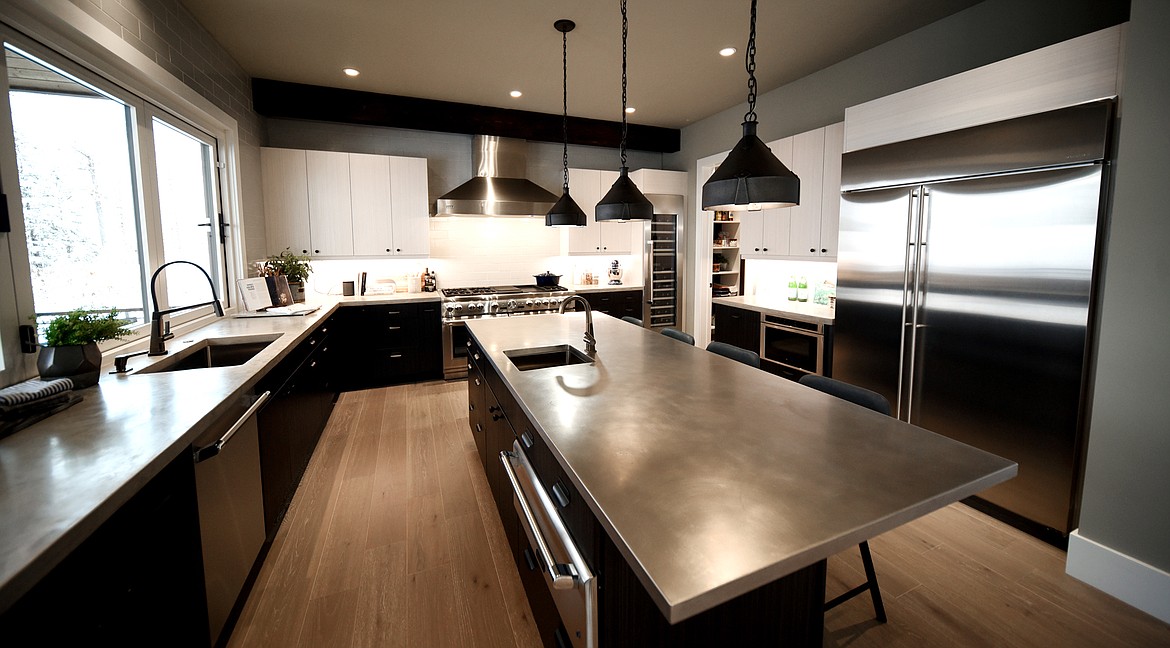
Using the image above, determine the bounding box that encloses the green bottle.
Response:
[797,276,809,302]
[788,276,798,301]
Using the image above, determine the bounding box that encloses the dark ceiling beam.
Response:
[252,78,680,153]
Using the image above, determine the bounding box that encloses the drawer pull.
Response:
[492,413,504,422]
[467,363,472,370]
[390,353,403,359]
[523,547,537,571]
[474,378,481,386]
[520,431,533,449]
[469,403,475,411]
[388,326,402,330]
[551,482,570,508]
[475,423,483,433]
[473,353,481,361]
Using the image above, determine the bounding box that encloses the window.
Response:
[0,35,239,385]
[7,46,149,331]
[151,116,223,309]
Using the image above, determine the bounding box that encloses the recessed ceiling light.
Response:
[719,47,737,57]
[510,90,523,98]
[625,106,636,114]
[342,67,360,77]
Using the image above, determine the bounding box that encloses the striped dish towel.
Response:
[0,378,75,407]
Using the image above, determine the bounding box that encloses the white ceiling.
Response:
[180,0,981,129]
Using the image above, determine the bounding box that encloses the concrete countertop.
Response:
[713,295,835,324]
[467,313,1016,624]
[0,292,438,611]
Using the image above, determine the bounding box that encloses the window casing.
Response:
[0,28,243,386]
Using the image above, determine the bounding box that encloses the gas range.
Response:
[440,284,574,320]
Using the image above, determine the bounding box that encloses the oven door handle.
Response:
[500,448,579,590]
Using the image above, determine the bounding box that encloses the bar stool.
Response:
[797,373,889,624]
[621,316,643,326]
[705,341,760,368]
[661,328,694,345]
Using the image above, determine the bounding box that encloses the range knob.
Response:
[453,304,463,313]
[488,301,499,313]
[525,299,534,307]
[507,300,517,309]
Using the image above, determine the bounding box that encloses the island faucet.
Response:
[148,260,224,356]
[558,295,596,356]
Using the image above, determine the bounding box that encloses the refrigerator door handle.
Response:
[906,188,932,422]
[897,188,921,420]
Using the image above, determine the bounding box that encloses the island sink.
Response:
[504,344,592,371]
[135,335,281,374]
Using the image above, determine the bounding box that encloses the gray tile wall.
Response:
[66,0,262,146]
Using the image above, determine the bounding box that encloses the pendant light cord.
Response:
[744,0,758,123]
[562,27,570,192]
[620,0,629,168]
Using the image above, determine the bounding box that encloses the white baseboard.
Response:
[1066,529,1170,623]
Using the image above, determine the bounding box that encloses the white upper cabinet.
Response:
[567,168,632,255]
[737,122,843,260]
[262,147,430,258]
[388,156,430,256]
[261,148,312,255]
[349,153,393,256]
[818,122,845,258]
[306,150,353,256]
[787,129,826,258]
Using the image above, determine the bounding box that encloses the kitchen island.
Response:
[467,312,1016,644]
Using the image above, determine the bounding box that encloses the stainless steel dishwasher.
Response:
[192,390,270,645]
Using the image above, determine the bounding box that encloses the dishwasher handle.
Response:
[193,390,272,463]
[500,449,578,590]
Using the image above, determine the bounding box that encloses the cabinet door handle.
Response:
[492,413,504,421]
[390,353,403,359]
[474,378,481,386]
[314,249,320,254]
[388,326,401,330]
[309,360,317,368]
[467,363,473,370]
[489,405,501,413]
[810,248,816,253]
[821,248,828,253]
[521,431,533,449]
[473,353,481,360]
[475,423,483,433]
[523,547,538,571]
[469,403,475,411]
[551,481,570,508]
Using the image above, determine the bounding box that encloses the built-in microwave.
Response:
[760,315,831,381]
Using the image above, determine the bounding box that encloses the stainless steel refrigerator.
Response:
[834,100,1113,541]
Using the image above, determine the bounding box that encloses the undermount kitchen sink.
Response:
[505,344,593,372]
[135,334,282,374]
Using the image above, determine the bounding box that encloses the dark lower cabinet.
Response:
[331,302,442,390]
[0,453,210,647]
[257,325,335,538]
[712,303,761,352]
[580,289,643,320]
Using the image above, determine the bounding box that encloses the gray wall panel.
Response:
[1079,0,1170,572]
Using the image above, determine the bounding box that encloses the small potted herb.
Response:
[38,309,133,388]
[261,248,313,302]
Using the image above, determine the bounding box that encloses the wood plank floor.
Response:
[228,381,1170,647]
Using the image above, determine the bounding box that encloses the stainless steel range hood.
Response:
[435,135,558,217]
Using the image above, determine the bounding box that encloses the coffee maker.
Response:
[607,259,623,285]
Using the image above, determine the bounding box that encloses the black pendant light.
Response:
[701,0,799,212]
[546,19,588,227]
[595,0,653,222]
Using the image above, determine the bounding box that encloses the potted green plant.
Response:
[262,248,313,303]
[37,309,133,388]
